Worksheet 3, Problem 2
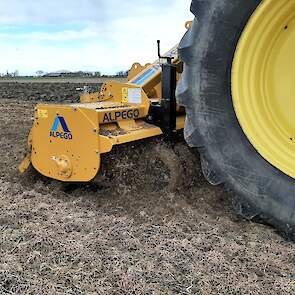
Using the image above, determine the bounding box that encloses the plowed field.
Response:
[0,82,294,295]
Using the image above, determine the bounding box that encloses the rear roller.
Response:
[177,0,295,238]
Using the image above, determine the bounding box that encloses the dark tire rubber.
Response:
[176,0,295,239]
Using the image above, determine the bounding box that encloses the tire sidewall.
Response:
[181,0,295,236]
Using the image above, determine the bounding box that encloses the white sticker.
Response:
[128,88,142,104]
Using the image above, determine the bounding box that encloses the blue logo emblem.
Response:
[49,116,73,140]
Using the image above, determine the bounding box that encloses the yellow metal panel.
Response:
[31,104,100,182]
[98,106,145,124]
[80,92,99,103]
[99,135,113,154]
[18,128,33,173]
[128,63,145,81]
[19,154,31,173]
[107,123,162,145]
[117,119,142,131]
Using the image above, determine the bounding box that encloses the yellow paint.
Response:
[31,105,100,182]
[117,119,142,131]
[37,109,48,118]
[176,115,185,130]
[128,63,150,81]
[18,153,31,173]
[51,155,72,179]
[107,121,163,146]
[122,87,128,103]
[185,21,193,30]
[232,0,295,178]
[80,92,99,103]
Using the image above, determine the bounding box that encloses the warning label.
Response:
[122,87,128,103]
[128,88,142,104]
[37,109,48,119]
[121,87,142,104]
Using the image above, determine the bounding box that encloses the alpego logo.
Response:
[49,116,73,140]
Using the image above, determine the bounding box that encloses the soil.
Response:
[0,82,101,103]
[0,82,294,294]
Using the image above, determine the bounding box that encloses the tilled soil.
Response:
[0,83,294,295]
[0,82,101,103]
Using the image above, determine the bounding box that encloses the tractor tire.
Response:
[177,0,295,239]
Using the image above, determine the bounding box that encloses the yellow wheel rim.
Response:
[232,0,295,178]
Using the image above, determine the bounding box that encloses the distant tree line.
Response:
[35,70,128,78]
[0,69,128,78]
[115,71,128,78]
[0,70,19,77]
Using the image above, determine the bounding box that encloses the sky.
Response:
[0,0,193,75]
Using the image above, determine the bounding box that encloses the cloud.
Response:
[0,0,105,24]
[0,0,193,75]
[0,0,171,25]
[0,26,102,42]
